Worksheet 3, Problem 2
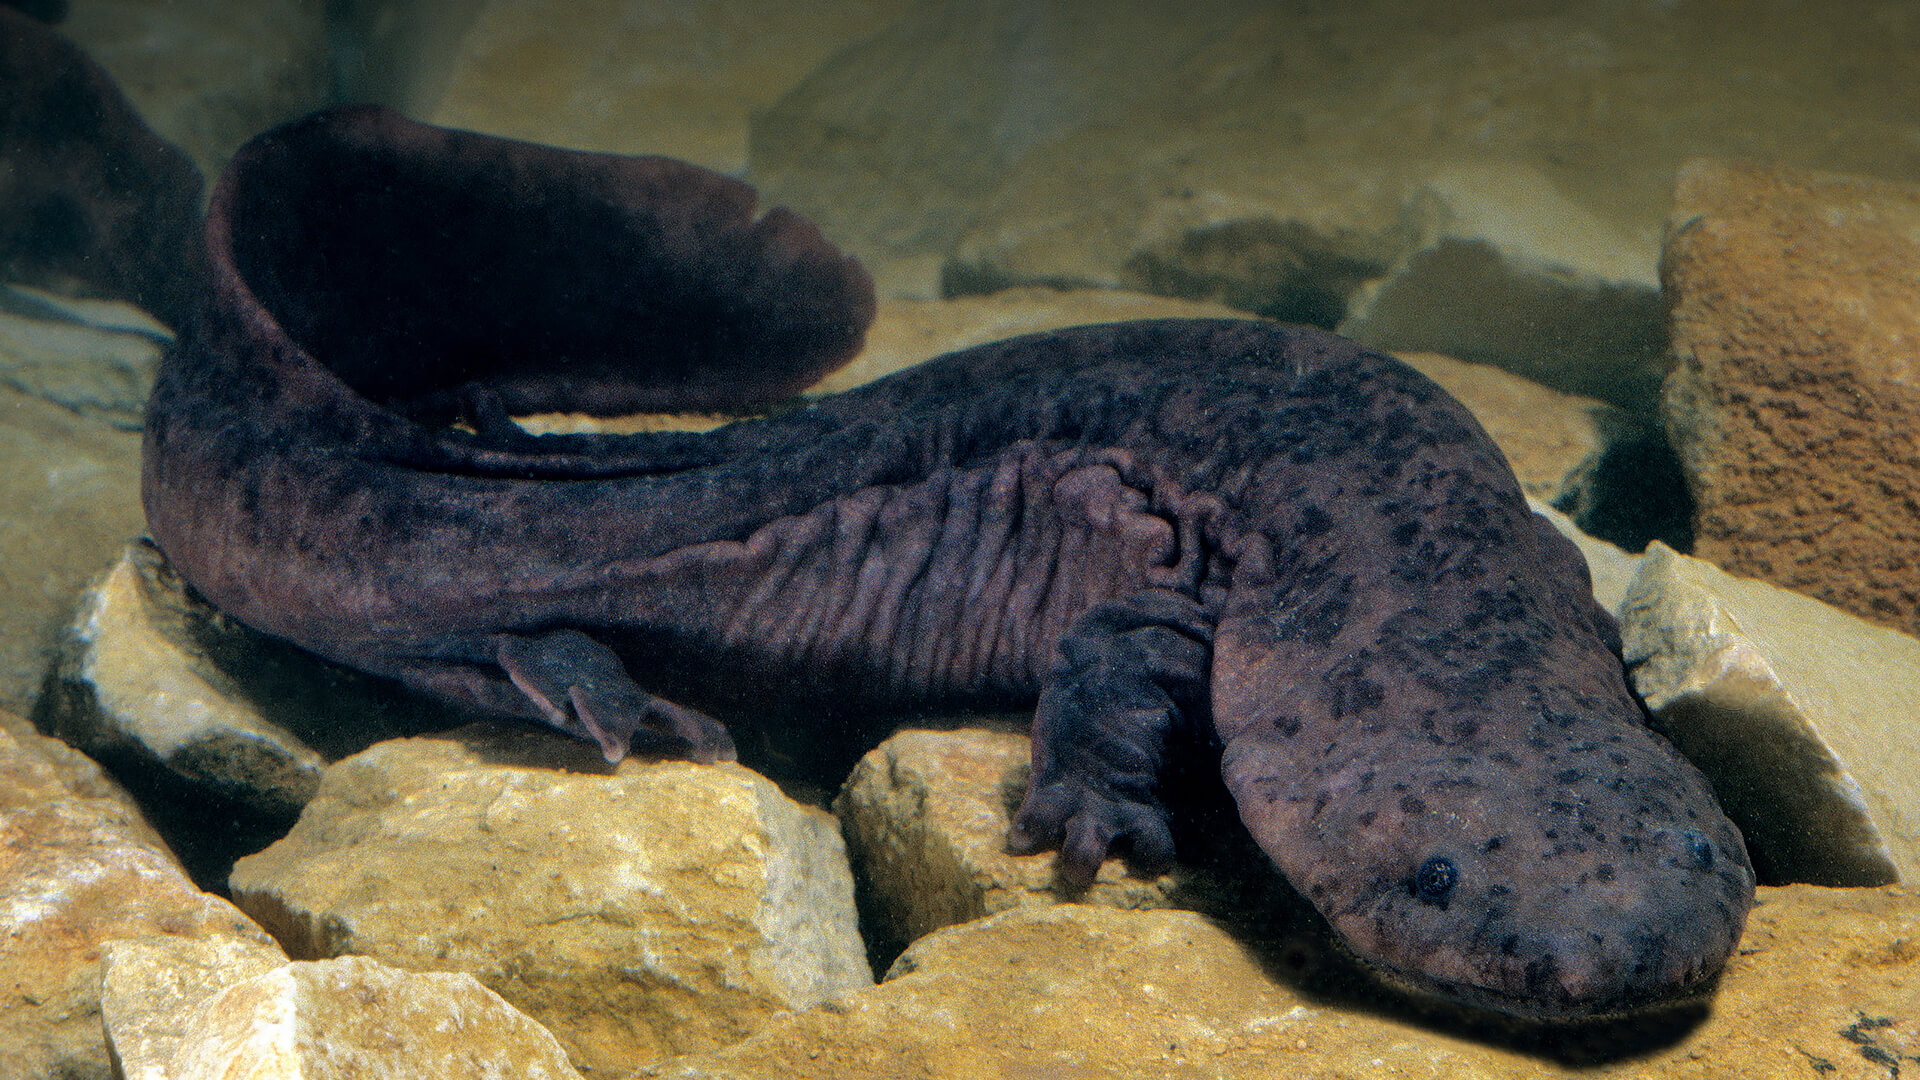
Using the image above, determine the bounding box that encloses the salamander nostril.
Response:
[1411,855,1458,908]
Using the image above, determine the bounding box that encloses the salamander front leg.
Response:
[493,629,737,764]
[1008,589,1213,887]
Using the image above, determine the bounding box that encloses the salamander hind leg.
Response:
[1008,589,1213,888]
[493,629,737,765]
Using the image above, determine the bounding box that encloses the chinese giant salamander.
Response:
[142,107,1753,1021]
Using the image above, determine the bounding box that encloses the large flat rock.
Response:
[642,888,1920,1080]
[229,725,871,1077]
[0,713,275,1080]
[1622,543,1920,886]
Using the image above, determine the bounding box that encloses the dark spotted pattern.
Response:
[144,110,1753,1022]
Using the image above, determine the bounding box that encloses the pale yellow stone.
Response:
[40,541,324,819]
[167,956,583,1080]
[101,933,290,1080]
[643,888,1920,1080]
[229,725,869,1074]
[0,716,275,1080]
[836,727,1191,949]
[1621,542,1920,885]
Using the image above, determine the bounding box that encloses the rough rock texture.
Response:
[0,713,276,1080]
[0,307,155,711]
[1662,159,1920,638]
[0,287,170,428]
[58,0,330,183]
[643,890,1920,1080]
[100,933,290,1080]
[39,541,328,820]
[228,726,871,1077]
[751,0,1920,408]
[836,727,1192,954]
[34,539,457,888]
[1338,162,1668,411]
[388,0,909,173]
[1621,543,1920,887]
[163,956,584,1080]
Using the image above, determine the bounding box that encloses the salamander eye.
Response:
[1411,856,1458,908]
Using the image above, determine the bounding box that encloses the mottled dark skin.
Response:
[144,108,1753,1022]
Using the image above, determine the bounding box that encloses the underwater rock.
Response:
[0,286,169,429]
[0,8,203,325]
[0,377,143,714]
[227,725,871,1074]
[38,541,329,825]
[752,1,1920,359]
[159,956,584,1080]
[1337,162,1667,414]
[640,890,1920,1080]
[835,727,1190,953]
[1662,159,1920,640]
[0,714,274,1080]
[100,933,290,1080]
[1621,543,1920,887]
[344,0,907,173]
[33,539,462,889]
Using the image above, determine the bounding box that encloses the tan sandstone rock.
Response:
[1663,159,1920,638]
[643,888,1920,1080]
[1620,543,1920,887]
[100,933,290,1080]
[835,727,1191,952]
[36,540,457,790]
[228,725,871,1076]
[0,714,276,1080]
[37,541,328,821]
[164,955,583,1080]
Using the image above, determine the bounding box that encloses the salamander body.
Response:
[143,107,1753,1020]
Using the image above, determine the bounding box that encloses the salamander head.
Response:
[1230,723,1756,1020]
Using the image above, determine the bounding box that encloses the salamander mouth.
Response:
[1321,925,1727,1024]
